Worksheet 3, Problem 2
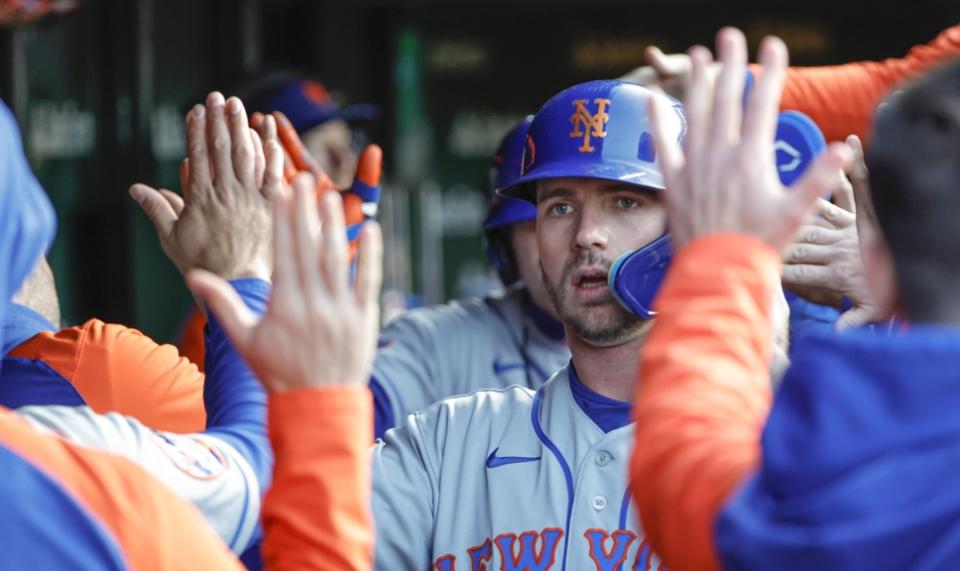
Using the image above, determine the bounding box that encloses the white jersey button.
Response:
[592,495,607,511]
[595,451,612,466]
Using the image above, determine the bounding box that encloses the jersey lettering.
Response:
[585,528,637,571]
[435,554,457,571]
[631,536,662,571]
[493,528,563,571]
[468,539,493,571]
[433,527,663,570]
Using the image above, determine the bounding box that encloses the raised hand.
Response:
[263,110,383,262]
[186,175,384,392]
[131,92,283,281]
[648,28,852,251]
[782,172,880,330]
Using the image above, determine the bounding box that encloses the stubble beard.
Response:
[541,252,649,347]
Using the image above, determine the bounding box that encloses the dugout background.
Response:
[0,0,954,341]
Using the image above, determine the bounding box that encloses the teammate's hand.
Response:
[782,172,880,330]
[185,174,384,392]
[648,27,852,250]
[131,92,282,281]
[267,110,383,263]
[620,46,698,100]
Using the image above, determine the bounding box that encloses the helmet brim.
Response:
[498,159,666,204]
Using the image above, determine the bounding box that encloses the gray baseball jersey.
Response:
[17,405,260,554]
[371,286,570,437]
[371,364,662,571]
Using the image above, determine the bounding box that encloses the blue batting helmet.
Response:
[500,80,685,203]
[483,116,537,231]
[484,116,538,285]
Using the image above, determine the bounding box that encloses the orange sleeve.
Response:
[631,234,779,571]
[0,410,243,569]
[263,385,374,571]
[771,24,960,143]
[177,307,208,372]
[12,319,207,433]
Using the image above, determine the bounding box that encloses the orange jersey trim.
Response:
[631,234,779,571]
[9,319,206,433]
[262,385,374,570]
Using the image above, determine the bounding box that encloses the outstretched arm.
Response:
[631,28,850,571]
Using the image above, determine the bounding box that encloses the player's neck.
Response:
[567,334,643,402]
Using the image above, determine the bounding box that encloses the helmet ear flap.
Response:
[484,227,520,286]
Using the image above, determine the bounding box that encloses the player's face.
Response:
[536,177,666,347]
[303,119,357,189]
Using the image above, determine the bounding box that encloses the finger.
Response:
[292,173,324,301]
[354,220,384,310]
[815,196,855,228]
[647,45,680,77]
[742,35,788,151]
[158,189,185,216]
[130,183,178,238]
[711,27,747,145]
[250,112,265,137]
[836,305,874,332]
[801,210,836,229]
[274,111,337,191]
[262,139,286,200]
[186,269,258,354]
[226,96,255,187]
[319,189,349,295]
[261,113,278,143]
[787,143,854,227]
[782,242,836,265]
[348,144,383,218]
[846,134,878,224]
[648,95,684,196]
[832,172,856,214]
[781,263,834,287]
[270,189,296,291]
[178,159,191,203]
[186,103,212,193]
[251,127,265,189]
[205,91,234,188]
[683,45,713,157]
[792,223,843,246]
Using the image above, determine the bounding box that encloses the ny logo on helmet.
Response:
[569,98,610,153]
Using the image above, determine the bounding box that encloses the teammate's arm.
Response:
[189,173,384,570]
[631,29,850,571]
[627,24,960,143]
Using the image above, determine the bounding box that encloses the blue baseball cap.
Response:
[260,79,381,134]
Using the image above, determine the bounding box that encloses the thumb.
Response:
[130,183,178,238]
[788,143,853,226]
[186,269,258,354]
[646,45,682,77]
[836,304,875,332]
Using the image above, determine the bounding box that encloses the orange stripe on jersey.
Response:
[631,234,777,571]
[10,319,206,433]
[0,409,242,569]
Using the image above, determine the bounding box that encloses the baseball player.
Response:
[370,115,571,438]
[632,28,960,571]
[370,80,693,570]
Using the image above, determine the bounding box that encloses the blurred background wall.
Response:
[0,0,955,341]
